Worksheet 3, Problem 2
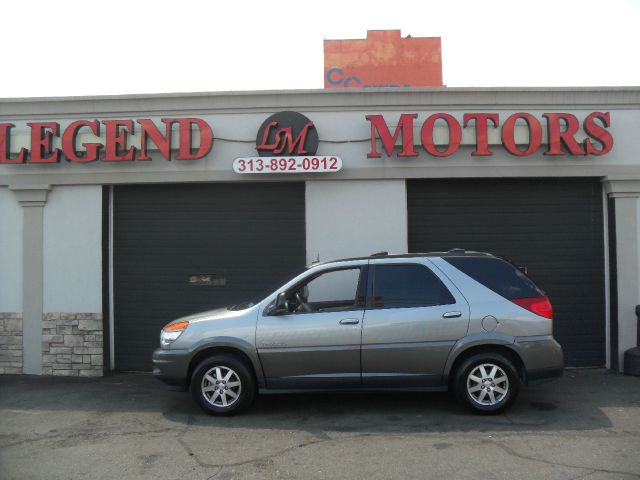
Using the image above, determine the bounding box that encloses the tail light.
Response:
[511,296,553,319]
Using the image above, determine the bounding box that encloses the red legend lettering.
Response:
[0,118,214,164]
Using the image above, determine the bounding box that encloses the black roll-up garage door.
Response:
[113,183,306,371]
[408,178,605,367]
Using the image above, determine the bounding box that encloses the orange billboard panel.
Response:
[324,30,443,88]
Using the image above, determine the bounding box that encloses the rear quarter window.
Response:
[444,257,544,300]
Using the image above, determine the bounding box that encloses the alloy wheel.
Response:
[466,363,509,406]
[201,366,242,408]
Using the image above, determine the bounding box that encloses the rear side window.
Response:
[371,264,455,309]
[444,257,544,300]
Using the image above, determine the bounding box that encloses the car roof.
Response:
[307,249,496,269]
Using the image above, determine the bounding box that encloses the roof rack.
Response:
[306,250,494,268]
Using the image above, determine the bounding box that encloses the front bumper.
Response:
[152,348,191,387]
[514,335,564,384]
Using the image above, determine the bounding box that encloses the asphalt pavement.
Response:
[1,369,639,480]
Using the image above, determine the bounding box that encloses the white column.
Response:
[605,180,640,371]
[9,185,51,375]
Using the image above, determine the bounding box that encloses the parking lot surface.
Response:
[1,369,639,480]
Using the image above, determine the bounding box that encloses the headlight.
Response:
[160,321,189,348]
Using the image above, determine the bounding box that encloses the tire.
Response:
[190,354,256,416]
[454,352,519,414]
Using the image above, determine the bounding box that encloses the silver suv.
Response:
[152,251,563,415]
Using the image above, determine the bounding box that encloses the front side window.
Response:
[287,268,362,313]
[371,264,455,309]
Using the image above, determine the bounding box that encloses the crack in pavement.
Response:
[167,465,222,480]
[566,471,596,480]
[0,427,180,449]
[503,411,539,455]
[174,430,640,478]
[175,432,373,469]
[2,423,637,450]
[488,439,640,479]
[4,418,639,479]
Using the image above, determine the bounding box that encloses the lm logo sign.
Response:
[233,111,342,174]
[255,111,319,156]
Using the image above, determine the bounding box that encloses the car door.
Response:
[361,259,470,387]
[256,265,367,389]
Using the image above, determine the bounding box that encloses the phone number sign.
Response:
[233,156,342,174]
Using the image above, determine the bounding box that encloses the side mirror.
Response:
[276,292,288,310]
[267,292,289,315]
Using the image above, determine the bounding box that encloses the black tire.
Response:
[190,354,256,416]
[454,352,520,414]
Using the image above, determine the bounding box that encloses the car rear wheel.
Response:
[454,352,519,414]
[190,354,256,416]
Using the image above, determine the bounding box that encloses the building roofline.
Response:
[2,86,640,104]
[1,86,640,118]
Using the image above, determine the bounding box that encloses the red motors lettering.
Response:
[366,112,613,158]
[0,118,213,164]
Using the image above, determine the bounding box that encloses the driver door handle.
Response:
[339,318,360,325]
[442,311,462,319]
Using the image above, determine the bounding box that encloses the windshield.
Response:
[227,268,306,311]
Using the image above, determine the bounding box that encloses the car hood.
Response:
[170,305,257,326]
[171,307,235,325]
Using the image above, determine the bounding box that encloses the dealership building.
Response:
[1,86,639,376]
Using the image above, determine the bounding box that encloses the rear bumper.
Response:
[152,348,191,387]
[514,335,564,384]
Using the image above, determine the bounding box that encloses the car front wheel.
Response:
[454,353,519,414]
[190,354,256,416]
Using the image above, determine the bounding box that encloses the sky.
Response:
[1,0,639,98]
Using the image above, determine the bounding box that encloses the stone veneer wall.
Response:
[42,313,103,377]
[0,313,23,374]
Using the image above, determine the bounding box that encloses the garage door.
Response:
[113,182,306,371]
[407,178,605,367]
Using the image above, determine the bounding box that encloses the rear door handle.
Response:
[442,311,462,319]
[339,318,360,325]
